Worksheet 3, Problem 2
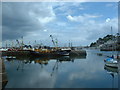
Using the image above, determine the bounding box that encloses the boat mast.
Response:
[5,41,7,49]
[21,36,24,50]
[111,26,114,51]
[118,2,120,89]
[11,41,14,49]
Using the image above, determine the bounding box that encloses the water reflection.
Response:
[4,55,86,72]
[3,50,119,88]
[4,55,87,88]
[104,65,118,73]
[104,65,118,89]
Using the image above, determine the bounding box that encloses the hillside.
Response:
[89,34,120,51]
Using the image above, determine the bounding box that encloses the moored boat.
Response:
[105,61,118,68]
[30,48,71,56]
[57,48,71,56]
[104,57,118,68]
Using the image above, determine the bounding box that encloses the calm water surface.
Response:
[4,49,119,88]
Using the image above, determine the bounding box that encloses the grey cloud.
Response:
[2,2,55,41]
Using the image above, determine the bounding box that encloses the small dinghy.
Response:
[104,57,118,68]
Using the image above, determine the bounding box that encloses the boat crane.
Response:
[15,37,24,49]
[16,39,21,48]
[50,35,58,49]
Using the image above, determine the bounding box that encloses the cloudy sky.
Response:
[2,2,118,47]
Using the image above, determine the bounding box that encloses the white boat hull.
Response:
[105,61,118,68]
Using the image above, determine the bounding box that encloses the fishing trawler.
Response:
[30,48,71,56]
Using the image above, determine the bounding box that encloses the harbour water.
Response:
[3,49,119,88]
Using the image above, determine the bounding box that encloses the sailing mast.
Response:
[117,2,120,89]
[111,26,114,51]
[5,41,7,49]
[21,36,24,50]
[110,26,115,58]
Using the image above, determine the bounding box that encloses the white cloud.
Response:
[67,15,76,21]
[84,14,102,18]
[38,16,55,24]
[53,2,83,16]
[106,18,111,22]
[66,14,118,45]
[67,14,102,22]
[43,29,47,32]
[29,4,56,24]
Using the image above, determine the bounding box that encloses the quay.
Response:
[0,58,8,89]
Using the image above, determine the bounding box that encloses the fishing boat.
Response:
[30,48,71,56]
[57,48,71,56]
[0,48,8,51]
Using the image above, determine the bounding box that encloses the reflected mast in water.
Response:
[104,65,118,88]
[51,60,59,77]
